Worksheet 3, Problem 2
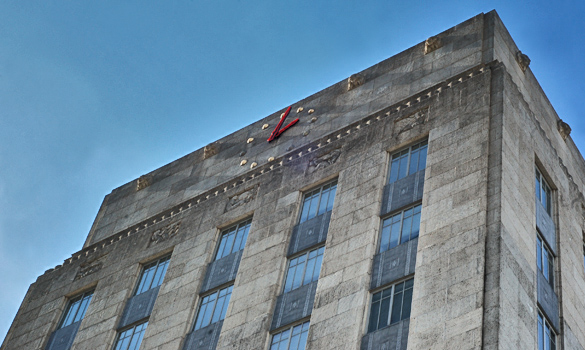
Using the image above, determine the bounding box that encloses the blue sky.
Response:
[1,0,584,342]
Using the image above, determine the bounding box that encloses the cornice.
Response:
[42,62,495,278]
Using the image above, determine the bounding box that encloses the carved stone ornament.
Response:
[424,36,442,54]
[75,257,106,280]
[557,119,571,141]
[225,187,257,212]
[395,109,430,135]
[204,143,219,159]
[516,51,530,72]
[136,175,151,191]
[150,222,181,246]
[347,73,365,91]
[308,148,342,174]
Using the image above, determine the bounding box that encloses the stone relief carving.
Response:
[557,119,571,141]
[395,109,430,135]
[75,256,107,280]
[136,175,151,191]
[307,148,342,174]
[204,143,219,159]
[149,222,181,246]
[424,36,442,54]
[516,51,531,72]
[347,74,365,91]
[225,187,257,212]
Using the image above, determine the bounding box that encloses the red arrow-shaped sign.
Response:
[267,106,299,142]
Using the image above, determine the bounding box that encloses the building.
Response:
[2,10,585,350]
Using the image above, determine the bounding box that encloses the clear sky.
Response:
[1,0,584,342]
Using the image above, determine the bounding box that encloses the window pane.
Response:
[215,235,228,260]
[538,315,544,350]
[317,188,330,216]
[380,224,391,253]
[536,172,541,202]
[223,231,236,257]
[73,294,92,323]
[389,158,400,183]
[537,237,542,272]
[152,259,169,289]
[401,286,413,321]
[411,211,421,240]
[303,255,316,286]
[398,153,408,180]
[542,248,549,282]
[378,295,391,330]
[418,144,427,170]
[390,290,403,324]
[312,248,324,282]
[62,299,81,327]
[389,221,401,250]
[326,185,337,212]
[292,256,306,290]
[408,148,420,175]
[136,265,156,295]
[368,299,381,333]
[401,214,413,244]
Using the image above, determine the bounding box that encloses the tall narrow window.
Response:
[388,141,427,184]
[538,311,556,350]
[58,290,94,328]
[368,278,414,333]
[270,321,310,350]
[299,180,337,224]
[379,205,421,253]
[215,219,252,260]
[114,321,148,350]
[283,247,325,293]
[193,285,233,331]
[537,234,554,287]
[135,255,171,295]
[536,167,552,215]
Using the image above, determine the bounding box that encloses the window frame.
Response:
[536,233,555,288]
[367,277,414,333]
[537,310,556,350]
[535,166,552,216]
[388,140,428,185]
[193,284,234,331]
[114,321,148,350]
[298,180,338,224]
[378,204,422,253]
[282,246,325,293]
[214,219,252,261]
[269,320,310,350]
[58,290,94,329]
[134,254,171,296]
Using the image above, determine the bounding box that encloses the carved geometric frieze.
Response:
[557,119,571,141]
[394,109,430,135]
[225,187,257,212]
[424,36,442,54]
[307,148,342,174]
[516,51,531,72]
[347,73,366,91]
[136,175,151,191]
[149,222,181,246]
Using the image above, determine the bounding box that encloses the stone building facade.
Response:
[3,10,585,350]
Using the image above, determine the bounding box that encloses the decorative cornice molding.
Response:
[43,62,494,277]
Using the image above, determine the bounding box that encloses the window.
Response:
[58,290,94,328]
[536,167,552,215]
[299,180,337,224]
[114,321,148,350]
[135,255,170,296]
[193,285,233,331]
[270,321,310,350]
[538,311,556,350]
[388,141,427,184]
[379,205,421,253]
[537,234,554,287]
[368,278,414,333]
[283,247,325,293]
[215,219,252,260]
